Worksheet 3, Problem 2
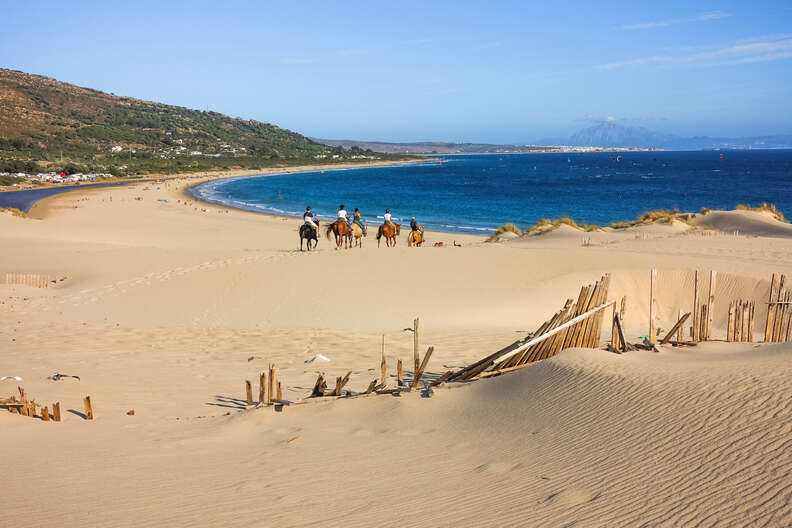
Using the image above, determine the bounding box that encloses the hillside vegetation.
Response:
[0,68,406,176]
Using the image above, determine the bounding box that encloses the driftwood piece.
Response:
[365,380,377,395]
[310,374,327,397]
[412,346,434,388]
[430,371,454,387]
[331,372,352,397]
[660,312,691,345]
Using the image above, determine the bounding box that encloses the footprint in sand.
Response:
[541,488,601,506]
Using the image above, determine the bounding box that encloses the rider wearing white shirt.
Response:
[384,209,393,227]
[337,204,349,222]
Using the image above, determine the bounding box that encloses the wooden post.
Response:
[276,382,282,401]
[772,275,786,342]
[41,405,50,421]
[380,352,387,387]
[764,273,777,342]
[268,365,275,405]
[727,302,734,342]
[649,269,656,344]
[677,308,684,341]
[83,396,93,420]
[692,270,700,341]
[707,271,716,340]
[413,318,420,377]
[245,380,253,406]
[397,359,403,386]
[52,402,61,422]
[611,305,620,350]
[259,372,266,405]
[700,304,708,341]
[748,301,755,342]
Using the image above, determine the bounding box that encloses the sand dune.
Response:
[2,175,792,526]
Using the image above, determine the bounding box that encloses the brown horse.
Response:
[325,220,351,249]
[376,222,400,247]
[407,226,425,247]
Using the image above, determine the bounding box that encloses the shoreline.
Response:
[17,158,426,220]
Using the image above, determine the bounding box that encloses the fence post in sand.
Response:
[677,308,684,342]
[53,402,61,422]
[41,405,50,421]
[707,271,717,340]
[397,359,403,386]
[727,302,735,342]
[259,372,266,405]
[649,269,656,344]
[748,302,755,342]
[413,318,420,377]
[764,274,777,342]
[693,270,700,342]
[268,365,275,405]
[611,303,619,350]
[380,352,387,387]
[245,380,253,406]
[83,396,93,420]
[276,382,282,401]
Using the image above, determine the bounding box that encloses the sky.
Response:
[2,0,791,143]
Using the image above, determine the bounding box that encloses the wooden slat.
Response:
[413,318,420,380]
[660,312,691,345]
[707,271,716,340]
[259,372,266,405]
[83,396,93,420]
[412,346,434,387]
[649,270,657,344]
[397,359,403,386]
[727,301,734,342]
[53,402,61,422]
[245,380,253,406]
[693,270,700,342]
[764,273,777,342]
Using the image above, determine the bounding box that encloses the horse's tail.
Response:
[325,222,335,240]
[376,225,383,240]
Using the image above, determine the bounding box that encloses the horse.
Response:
[350,223,366,248]
[325,219,351,249]
[376,222,400,248]
[299,220,319,251]
[407,226,425,247]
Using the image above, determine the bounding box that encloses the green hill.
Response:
[0,68,405,176]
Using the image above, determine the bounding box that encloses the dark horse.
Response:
[325,219,351,249]
[299,220,320,251]
[376,222,401,247]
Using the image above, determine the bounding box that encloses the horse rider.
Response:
[352,208,367,235]
[337,204,349,225]
[303,206,317,233]
[384,208,394,228]
[410,216,419,233]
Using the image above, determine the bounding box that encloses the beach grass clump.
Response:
[736,203,787,223]
[609,209,687,229]
[486,223,523,242]
[0,207,27,218]
[525,217,601,235]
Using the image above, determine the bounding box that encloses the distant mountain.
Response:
[538,122,792,150]
[0,69,405,176]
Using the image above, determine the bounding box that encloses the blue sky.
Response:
[2,0,791,142]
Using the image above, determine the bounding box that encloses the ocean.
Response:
[192,150,792,234]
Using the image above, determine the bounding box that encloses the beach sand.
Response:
[2,174,792,527]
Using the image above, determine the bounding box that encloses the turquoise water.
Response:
[191,151,792,234]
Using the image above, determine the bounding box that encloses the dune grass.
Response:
[486,223,523,242]
[609,209,687,230]
[0,207,27,218]
[736,203,787,223]
[524,217,602,235]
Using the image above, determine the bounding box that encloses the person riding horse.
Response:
[337,204,349,225]
[303,206,317,235]
[352,208,367,236]
[384,208,394,228]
